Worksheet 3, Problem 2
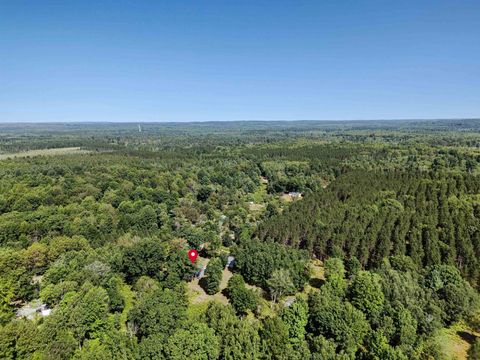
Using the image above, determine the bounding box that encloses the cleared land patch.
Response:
[187,257,232,306]
[0,147,89,159]
[433,322,480,360]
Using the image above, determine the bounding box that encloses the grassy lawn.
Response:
[186,256,232,314]
[433,321,479,360]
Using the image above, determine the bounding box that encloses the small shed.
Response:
[288,192,303,199]
[38,304,51,317]
[226,256,235,269]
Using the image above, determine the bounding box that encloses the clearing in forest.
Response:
[187,257,232,306]
[0,147,90,159]
[433,322,480,360]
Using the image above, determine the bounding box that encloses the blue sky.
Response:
[1,0,479,122]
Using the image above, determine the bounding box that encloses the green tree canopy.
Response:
[165,322,219,360]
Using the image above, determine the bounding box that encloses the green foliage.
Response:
[121,239,167,283]
[118,201,159,235]
[128,286,187,339]
[47,236,91,260]
[281,298,308,345]
[136,334,166,360]
[105,276,125,312]
[71,339,111,360]
[36,330,77,360]
[425,265,479,324]
[345,257,362,278]
[309,335,350,360]
[393,307,417,348]
[0,248,37,306]
[32,283,112,358]
[349,271,385,318]
[165,322,219,360]
[0,319,39,360]
[260,316,292,359]
[469,338,480,360]
[0,280,15,326]
[61,283,110,343]
[40,280,78,307]
[233,240,309,290]
[226,274,258,315]
[363,330,408,360]
[267,269,296,303]
[0,121,479,359]
[200,258,223,295]
[257,170,480,286]
[308,287,369,356]
[71,329,134,360]
[223,320,261,360]
[377,259,442,336]
[205,302,261,360]
[324,258,347,296]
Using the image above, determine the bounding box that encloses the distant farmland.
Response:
[0,147,90,159]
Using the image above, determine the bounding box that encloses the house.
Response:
[17,301,52,320]
[288,192,303,199]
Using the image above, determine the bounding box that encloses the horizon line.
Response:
[0,118,479,125]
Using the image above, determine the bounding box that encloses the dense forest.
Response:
[0,120,479,359]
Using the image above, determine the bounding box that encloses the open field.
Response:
[433,322,480,360]
[0,147,90,159]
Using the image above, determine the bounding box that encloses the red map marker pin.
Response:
[188,249,198,263]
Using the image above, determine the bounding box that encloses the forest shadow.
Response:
[309,278,324,289]
[198,278,208,293]
[457,330,478,344]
